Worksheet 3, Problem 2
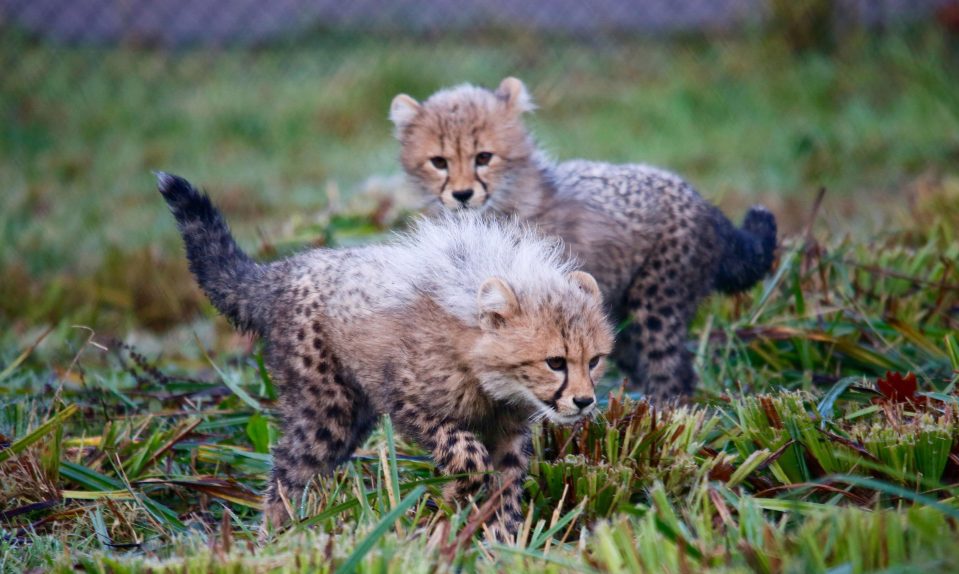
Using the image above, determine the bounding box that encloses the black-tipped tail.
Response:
[156,172,275,334]
[712,205,777,294]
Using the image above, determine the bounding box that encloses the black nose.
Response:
[573,396,594,410]
[451,189,474,203]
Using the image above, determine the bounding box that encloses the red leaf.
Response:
[875,371,921,404]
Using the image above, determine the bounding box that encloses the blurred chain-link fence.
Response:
[0,0,950,45]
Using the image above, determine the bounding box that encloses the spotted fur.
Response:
[155,172,614,541]
[390,78,778,400]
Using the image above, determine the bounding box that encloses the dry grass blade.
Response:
[0,326,53,384]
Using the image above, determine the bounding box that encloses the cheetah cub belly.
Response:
[390,78,777,401]
[156,173,614,542]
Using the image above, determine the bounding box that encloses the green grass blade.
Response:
[0,403,78,463]
[334,485,426,574]
[826,475,959,520]
[195,334,264,412]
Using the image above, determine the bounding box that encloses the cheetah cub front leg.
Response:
[427,423,531,542]
[486,429,532,543]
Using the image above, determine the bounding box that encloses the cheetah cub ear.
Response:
[389,94,422,135]
[496,77,536,114]
[477,277,520,330]
[568,271,602,304]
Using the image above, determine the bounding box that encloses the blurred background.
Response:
[1,0,958,351]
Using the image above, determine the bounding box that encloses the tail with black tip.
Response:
[155,172,279,334]
[712,205,778,294]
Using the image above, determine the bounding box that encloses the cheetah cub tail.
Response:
[155,172,280,335]
[713,204,778,294]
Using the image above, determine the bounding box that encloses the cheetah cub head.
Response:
[469,270,614,425]
[390,77,535,211]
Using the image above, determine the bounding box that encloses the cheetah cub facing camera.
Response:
[391,78,778,401]
[156,173,613,541]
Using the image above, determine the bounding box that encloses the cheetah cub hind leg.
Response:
[260,341,376,537]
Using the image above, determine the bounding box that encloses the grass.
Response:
[3,21,959,574]
[2,25,958,332]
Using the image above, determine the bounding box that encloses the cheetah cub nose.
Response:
[573,396,595,410]
[452,189,474,203]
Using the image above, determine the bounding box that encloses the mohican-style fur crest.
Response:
[155,172,614,541]
[391,78,778,401]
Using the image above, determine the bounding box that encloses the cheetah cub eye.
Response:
[589,356,601,369]
[430,156,448,170]
[475,152,493,167]
[545,356,566,371]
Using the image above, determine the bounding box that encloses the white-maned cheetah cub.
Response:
[155,173,613,541]
[390,78,777,401]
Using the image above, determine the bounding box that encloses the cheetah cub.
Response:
[156,173,613,541]
[390,78,777,401]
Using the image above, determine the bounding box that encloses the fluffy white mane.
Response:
[387,212,578,325]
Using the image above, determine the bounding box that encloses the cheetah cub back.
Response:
[155,173,614,542]
[390,78,778,401]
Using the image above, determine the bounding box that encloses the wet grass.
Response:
[2,180,958,572]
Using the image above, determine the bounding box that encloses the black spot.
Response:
[499,452,523,469]
[664,288,677,298]
[313,338,323,350]
[294,427,307,441]
[312,321,323,334]
[465,442,478,455]
[444,435,457,452]
[645,284,658,297]
[315,426,332,443]
[302,406,318,419]
[318,360,329,374]
[659,306,674,317]
[463,458,477,473]
[301,453,320,468]
[645,316,663,332]
[327,404,347,422]
[648,349,666,361]
[303,356,313,368]
[297,330,305,341]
